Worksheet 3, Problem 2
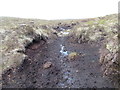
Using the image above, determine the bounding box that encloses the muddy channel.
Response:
[2,31,115,88]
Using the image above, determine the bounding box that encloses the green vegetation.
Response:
[70,14,118,43]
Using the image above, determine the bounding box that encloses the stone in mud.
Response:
[68,52,78,60]
[43,62,52,69]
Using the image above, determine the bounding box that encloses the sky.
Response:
[0,0,119,20]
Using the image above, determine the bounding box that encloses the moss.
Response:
[86,20,94,25]
[98,19,106,24]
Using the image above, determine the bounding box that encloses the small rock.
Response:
[68,52,78,60]
[43,62,52,69]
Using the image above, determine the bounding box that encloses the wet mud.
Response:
[2,34,115,88]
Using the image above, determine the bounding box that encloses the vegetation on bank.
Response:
[69,14,119,87]
[0,20,53,75]
[69,14,118,43]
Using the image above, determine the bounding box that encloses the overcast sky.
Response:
[0,0,119,20]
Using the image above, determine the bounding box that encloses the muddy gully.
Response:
[2,33,115,88]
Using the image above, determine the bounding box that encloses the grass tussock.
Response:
[69,14,118,43]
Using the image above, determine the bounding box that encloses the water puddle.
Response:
[63,71,74,84]
[60,44,68,57]
[60,31,69,35]
[58,68,76,88]
[58,44,76,88]
[58,30,70,37]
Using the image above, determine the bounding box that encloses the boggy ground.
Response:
[2,32,115,88]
